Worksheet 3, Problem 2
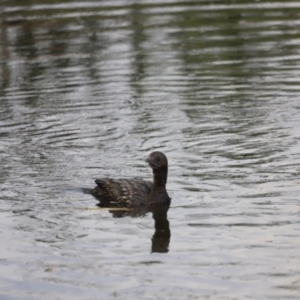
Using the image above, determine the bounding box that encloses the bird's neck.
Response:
[152,167,168,191]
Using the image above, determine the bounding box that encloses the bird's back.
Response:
[91,178,152,207]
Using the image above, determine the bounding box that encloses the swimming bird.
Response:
[90,151,170,208]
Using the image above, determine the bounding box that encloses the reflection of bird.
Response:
[90,151,171,208]
[151,206,171,253]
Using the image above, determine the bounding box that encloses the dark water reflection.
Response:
[1,0,300,299]
[151,207,170,253]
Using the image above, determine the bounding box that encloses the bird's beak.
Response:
[146,157,159,168]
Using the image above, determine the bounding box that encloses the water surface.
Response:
[1,0,300,299]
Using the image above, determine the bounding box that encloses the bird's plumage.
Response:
[90,151,170,208]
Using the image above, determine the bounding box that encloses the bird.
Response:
[90,151,170,208]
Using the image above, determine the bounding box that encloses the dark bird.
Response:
[90,151,171,208]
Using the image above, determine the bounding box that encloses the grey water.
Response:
[1,0,300,299]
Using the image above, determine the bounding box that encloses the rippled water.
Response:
[1,0,300,299]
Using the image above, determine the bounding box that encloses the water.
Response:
[1,0,300,299]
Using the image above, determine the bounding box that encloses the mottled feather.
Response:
[91,178,152,207]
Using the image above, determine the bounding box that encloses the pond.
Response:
[1,0,300,299]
